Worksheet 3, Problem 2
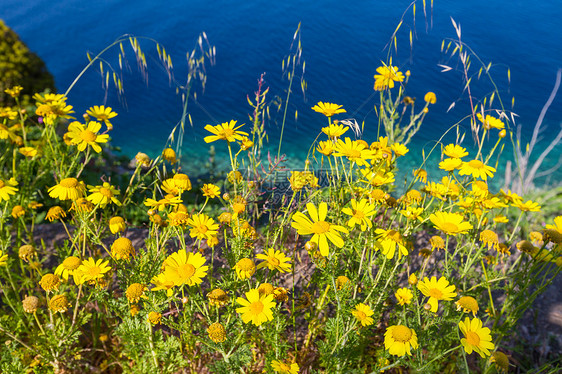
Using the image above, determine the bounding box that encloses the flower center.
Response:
[99,187,113,197]
[466,331,480,346]
[278,363,291,371]
[311,221,331,234]
[197,225,208,234]
[440,222,459,233]
[269,257,280,266]
[387,230,402,243]
[353,210,365,219]
[468,159,484,169]
[60,178,78,188]
[88,267,101,277]
[249,301,264,315]
[179,264,196,279]
[428,289,443,299]
[80,129,97,142]
[392,325,412,342]
[221,128,235,138]
[355,311,366,320]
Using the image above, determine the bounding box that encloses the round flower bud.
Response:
[499,129,507,138]
[49,294,70,313]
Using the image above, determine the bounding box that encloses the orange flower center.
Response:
[346,148,362,158]
[99,187,113,197]
[221,128,235,138]
[249,301,264,315]
[278,363,291,371]
[80,129,97,142]
[428,288,443,299]
[179,264,196,279]
[237,259,255,271]
[311,221,330,234]
[353,210,365,219]
[465,331,481,346]
[268,257,280,266]
[197,225,208,234]
[392,325,412,342]
[355,310,366,320]
[60,178,78,188]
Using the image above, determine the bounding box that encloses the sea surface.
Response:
[3,0,562,188]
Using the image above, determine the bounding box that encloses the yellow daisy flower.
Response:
[321,123,348,138]
[513,199,541,212]
[316,140,335,156]
[271,359,299,374]
[187,213,219,241]
[384,325,418,356]
[234,258,256,279]
[77,258,111,285]
[459,317,495,357]
[439,158,463,172]
[55,256,82,282]
[459,159,496,180]
[418,276,457,313]
[374,61,405,91]
[333,137,374,166]
[477,113,505,130]
[424,92,437,104]
[342,198,375,231]
[291,202,349,257]
[48,177,85,201]
[201,183,220,198]
[66,121,109,153]
[236,288,275,326]
[429,211,473,236]
[150,272,175,297]
[374,228,408,260]
[256,248,292,273]
[443,144,469,159]
[204,120,248,143]
[86,105,117,130]
[311,102,346,117]
[162,250,208,287]
[111,237,135,260]
[161,147,177,164]
[456,296,479,316]
[109,216,126,234]
[395,287,413,305]
[351,303,374,326]
[0,177,18,202]
[86,182,121,208]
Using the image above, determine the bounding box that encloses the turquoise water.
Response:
[3,0,562,187]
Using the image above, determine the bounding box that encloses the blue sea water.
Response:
[3,0,562,186]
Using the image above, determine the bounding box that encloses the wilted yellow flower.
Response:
[11,205,25,219]
[39,273,60,292]
[148,311,162,325]
[49,294,70,313]
[456,296,479,316]
[22,295,39,313]
[18,244,36,262]
[207,322,227,343]
[207,288,229,307]
[135,152,151,167]
[126,283,148,303]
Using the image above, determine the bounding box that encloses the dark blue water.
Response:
[3,0,562,182]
